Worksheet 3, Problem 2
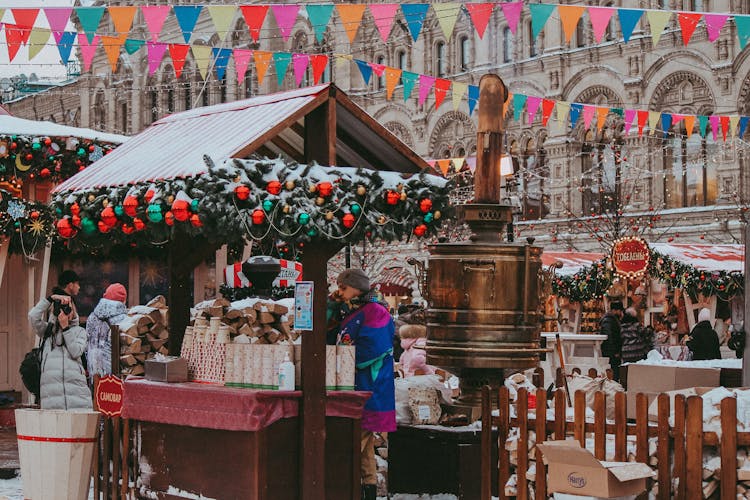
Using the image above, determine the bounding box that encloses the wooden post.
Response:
[657,393,671,499]
[744,220,750,385]
[480,386,492,500]
[685,396,703,499]
[534,388,547,500]
[497,386,510,500]
[720,397,737,500]
[0,237,9,289]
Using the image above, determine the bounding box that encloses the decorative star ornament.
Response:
[7,200,25,220]
[28,219,45,236]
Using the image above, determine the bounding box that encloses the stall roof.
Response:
[0,114,127,144]
[53,84,428,193]
[542,252,605,276]
[650,243,744,272]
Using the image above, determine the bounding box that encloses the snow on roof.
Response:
[0,114,127,144]
[542,251,605,276]
[650,243,744,273]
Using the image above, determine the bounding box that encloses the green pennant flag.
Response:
[529,4,556,38]
[401,71,418,101]
[273,52,292,88]
[124,38,145,55]
[513,93,527,122]
[736,15,750,49]
[75,7,105,44]
[698,115,709,137]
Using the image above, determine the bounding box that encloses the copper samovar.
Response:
[425,75,545,415]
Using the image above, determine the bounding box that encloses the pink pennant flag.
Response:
[588,6,615,43]
[526,96,542,123]
[500,2,523,35]
[77,33,99,72]
[369,4,399,42]
[671,113,684,126]
[271,5,300,42]
[370,63,386,77]
[704,14,729,42]
[292,53,309,87]
[709,115,719,141]
[147,41,167,75]
[418,74,435,106]
[582,105,596,129]
[624,109,636,135]
[44,8,72,43]
[141,6,170,42]
[233,49,253,85]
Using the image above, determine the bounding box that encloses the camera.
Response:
[52,299,72,316]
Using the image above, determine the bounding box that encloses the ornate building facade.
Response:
[7,0,750,251]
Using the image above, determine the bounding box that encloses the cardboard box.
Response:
[145,356,188,383]
[537,440,654,498]
[625,364,720,419]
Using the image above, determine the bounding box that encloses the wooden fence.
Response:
[480,384,748,500]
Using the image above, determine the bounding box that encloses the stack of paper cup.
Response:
[325,345,337,391]
[336,345,356,390]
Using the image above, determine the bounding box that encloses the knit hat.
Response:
[103,283,127,303]
[337,268,370,293]
[698,307,711,323]
[58,270,80,287]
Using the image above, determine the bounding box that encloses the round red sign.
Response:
[611,237,650,277]
[95,375,124,417]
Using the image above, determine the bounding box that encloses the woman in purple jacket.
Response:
[331,268,395,500]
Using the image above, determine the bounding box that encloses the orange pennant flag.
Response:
[101,34,126,72]
[336,4,366,43]
[558,5,585,43]
[108,6,137,37]
[683,115,696,138]
[437,159,451,175]
[503,92,513,118]
[384,67,401,100]
[253,51,272,85]
[595,107,609,131]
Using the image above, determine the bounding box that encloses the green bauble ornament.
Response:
[114,206,124,217]
[14,221,20,228]
[298,212,310,225]
[31,142,41,151]
[55,207,62,216]
[423,212,434,223]
[307,228,318,237]
[81,217,96,235]
[147,203,163,223]
[77,148,86,156]
[263,199,274,212]
[190,199,199,211]
[0,165,5,173]
[350,203,361,215]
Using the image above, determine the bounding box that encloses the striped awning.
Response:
[374,267,417,289]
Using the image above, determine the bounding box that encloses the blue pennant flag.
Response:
[617,9,643,43]
[174,6,203,44]
[56,31,76,65]
[355,60,372,85]
[740,116,750,138]
[213,48,233,81]
[401,4,430,42]
[569,103,583,128]
[661,113,672,138]
[467,85,479,116]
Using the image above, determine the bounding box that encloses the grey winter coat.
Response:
[28,298,92,410]
[86,298,127,382]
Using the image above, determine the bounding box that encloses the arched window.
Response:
[605,3,616,40]
[502,27,514,63]
[244,68,254,98]
[149,87,158,124]
[397,50,407,70]
[520,139,549,219]
[663,126,718,208]
[93,89,106,129]
[581,129,623,215]
[460,36,470,70]
[528,22,538,57]
[436,42,447,77]
[375,55,385,90]
[575,19,586,47]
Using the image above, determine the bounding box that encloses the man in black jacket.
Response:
[600,301,624,381]
[687,307,722,360]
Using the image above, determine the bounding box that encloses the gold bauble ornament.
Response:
[316,197,325,206]
[356,185,366,196]
[325,211,334,221]
[400,191,408,201]
[102,199,109,207]
[309,185,318,193]
[433,210,441,220]
[233,176,241,183]
[283,204,291,214]
[88,194,96,202]
[396,183,404,193]
[167,195,175,204]
[285,180,295,190]
[378,215,387,224]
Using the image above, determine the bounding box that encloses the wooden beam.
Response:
[271,136,305,163]
[304,93,336,165]
[0,237,8,290]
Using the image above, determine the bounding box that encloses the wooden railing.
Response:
[481,384,746,500]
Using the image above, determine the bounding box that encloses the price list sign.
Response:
[294,281,314,331]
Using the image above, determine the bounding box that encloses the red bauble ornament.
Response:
[144,189,155,203]
[56,218,75,238]
[71,215,81,227]
[88,145,95,152]
[190,214,202,227]
[165,211,175,226]
[419,198,433,213]
[252,209,266,225]
[44,138,52,146]
[30,211,39,220]
[25,154,33,161]
[123,195,139,217]
[342,213,355,228]
[97,220,110,233]
[70,202,80,216]
[413,224,428,237]
[133,217,145,231]
[317,182,333,197]
[171,199,190,222]
[386,190,400,205]
[235,185,251,200]
[40,168,51,178]
[101,206,117,227]
[121,224,134,235]
[267,180,282,195]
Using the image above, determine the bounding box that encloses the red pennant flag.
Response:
[637,110,649,136]
[169,44,191,78]
[310,54,329,84]
[720,116,729,141]
[678,12,702,46]
[541,99,555,126]
[464,3,494,39]
[4,24,25,61]
[434,78,451,109]
[240,5,269,43]
[12,8,39,44]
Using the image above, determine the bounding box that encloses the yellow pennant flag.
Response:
[101,34,126,72]
[558,5,585,43]
[207,6,236,41]
[28,28,50,61]
[556,101,570,131]
[432,3,461,40]
[253,51,273,85]
[191,45,213,80]
[337,4,366,43]
[452,82,467,111]
[648,111,660,135]
[683,115,696,138]
[595,107,609,131]
[384,67,401,100]
[108,6,137,37]
[646,10,671,46]
[730,115,740,137]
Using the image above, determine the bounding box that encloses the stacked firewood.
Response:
[117,296,170,376]
[191,297,296,344]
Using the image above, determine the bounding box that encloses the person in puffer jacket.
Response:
[620,307,651,363]
[398,324,436,377]
[86,283,128,385]
[28,294,92,410]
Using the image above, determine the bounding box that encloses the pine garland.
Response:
[50,156,453,254]
[0,189,56,255]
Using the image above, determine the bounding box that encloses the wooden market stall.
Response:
[0,112,126,401]
[50,84,445,499]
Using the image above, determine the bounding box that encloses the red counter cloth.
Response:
[122,378,370,431]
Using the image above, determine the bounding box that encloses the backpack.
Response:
[19,323,53,399]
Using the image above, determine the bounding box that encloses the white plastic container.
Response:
[278,351,295,391]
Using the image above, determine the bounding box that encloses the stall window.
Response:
[65,260,129,320]
[663,126,718,208]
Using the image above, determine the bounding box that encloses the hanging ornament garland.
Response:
[0,188,56,255]
[50,156,453,253]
